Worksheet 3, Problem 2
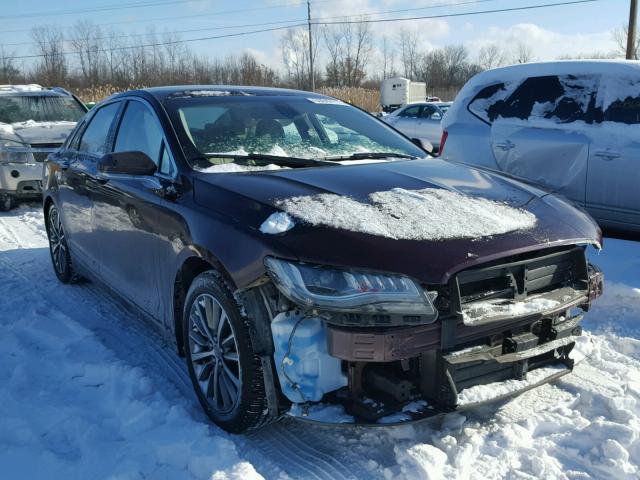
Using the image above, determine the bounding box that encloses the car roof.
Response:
[402,101,451,108]
[115,85,333,102]
[443,60,640,125]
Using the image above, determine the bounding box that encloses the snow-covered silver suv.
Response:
[441,61,640,233]
[0,84,87,211]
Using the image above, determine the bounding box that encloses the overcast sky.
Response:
[0,0,632,70]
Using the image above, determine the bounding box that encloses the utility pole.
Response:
[627,0,638,59]
[307,0,315,91]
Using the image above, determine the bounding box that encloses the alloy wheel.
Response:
[48,206,68,276]
[188,293,242,414]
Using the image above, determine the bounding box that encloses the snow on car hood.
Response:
[0,120,76,145]
[276,187,537,241]
[194,158,601,284]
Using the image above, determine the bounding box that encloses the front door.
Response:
[490,74,600,205]
[586,76,640,229]
[92,99,177,319]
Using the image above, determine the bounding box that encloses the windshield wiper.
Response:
[202,152,337,168]
[322,152,419,161]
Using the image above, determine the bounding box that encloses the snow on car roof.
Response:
[444,60,640,126]
[0,84,44,94]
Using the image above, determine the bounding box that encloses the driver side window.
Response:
[114,101,163,165]
[114,100,177,176]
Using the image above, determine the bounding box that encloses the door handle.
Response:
[594,151,621,161]
[495,140,515,151]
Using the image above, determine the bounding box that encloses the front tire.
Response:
[183,271,270,433]
[46,204,77,283]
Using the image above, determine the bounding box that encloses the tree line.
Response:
[0,19,630,100]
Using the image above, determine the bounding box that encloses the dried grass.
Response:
[74,84,145,103]
[73,84,460,110]
[318,85,460,112]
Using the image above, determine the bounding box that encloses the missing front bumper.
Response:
[286,338,585,427]
[287,311,587,426]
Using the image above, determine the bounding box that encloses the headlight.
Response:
[265,257,438,319]
[0,138,33,164]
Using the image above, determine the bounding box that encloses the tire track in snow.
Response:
[0,206,385,480]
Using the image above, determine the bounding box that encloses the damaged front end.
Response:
[242,245,604,426]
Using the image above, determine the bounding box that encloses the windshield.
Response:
[164,94,426,168]
[0,95,86,123]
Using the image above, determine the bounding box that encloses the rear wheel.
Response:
[46,204,77,283]
[183,271,271,433]
[0,194,15,212]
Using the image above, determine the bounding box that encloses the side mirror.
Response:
[98,151,157,176]
[411,138,434,154]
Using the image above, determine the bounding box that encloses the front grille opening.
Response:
[459,276,512,304]
[454,246,589,311]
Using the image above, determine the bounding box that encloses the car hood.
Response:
[0,120,76,145]
[193,159,601,285]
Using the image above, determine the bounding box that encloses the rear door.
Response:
[91,98,177,319]
[490,74,600,205]
[586,76,640,229]
[56,101,122,272]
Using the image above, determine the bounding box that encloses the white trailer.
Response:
[380,77,426,112]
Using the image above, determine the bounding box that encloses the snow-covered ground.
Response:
[1,204,638,479]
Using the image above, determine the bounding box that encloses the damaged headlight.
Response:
[0,138,32,164]
[265,257,438,318]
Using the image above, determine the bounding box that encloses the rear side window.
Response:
[78,102,121,155]
[467,83,512,124]
[499,75,600,124]
[603,78,640,124]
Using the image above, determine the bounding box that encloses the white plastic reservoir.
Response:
[271,312,347,403]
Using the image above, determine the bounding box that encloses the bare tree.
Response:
[379,35,396,79]
[614,25,639,59]
[31,25,68,85]
[341,20,373,87]
[281,27,320,89]
[477,44,508,70]
[398,28,420,79]
[323,25,343,86]
[322,20,372,87]
[512,42,534,64]
[69,20,105,86]
[0,47,19,84]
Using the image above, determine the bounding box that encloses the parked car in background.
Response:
[0,84,87,211]
[441,60,640,233]
[384,101,452,152]
[44,86,602,433]
[380,77,427,112]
